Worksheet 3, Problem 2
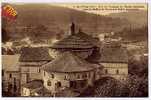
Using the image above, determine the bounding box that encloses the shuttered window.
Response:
[116,69,119,74]
[105,69,108,74]
[9,73,12,78]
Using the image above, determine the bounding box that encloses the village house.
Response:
[2,22,128,97]
[42,52,101,96]
[2,55,20,96]
[100,41,128,80]
[19,47,53,96]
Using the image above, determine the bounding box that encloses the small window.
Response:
[38,68,41,73]
[47,80,51,86]
[2,70,4,76]
[44,71,46,76]
[88,72,91,78]
[9,73,12,78]
[82,73,87,78]
[51,74,54,78]
[77,74,80,79]
[14,78,16,83]
[64,75,67,80]
[56,82,61,87]
[116,69,119,74]
[105,69,108,74]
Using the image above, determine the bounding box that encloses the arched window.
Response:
[47,80,51,86]
[116,69,119,74]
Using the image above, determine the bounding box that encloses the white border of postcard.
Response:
[0,0,150,100]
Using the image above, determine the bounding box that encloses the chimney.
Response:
[71,22,75,34]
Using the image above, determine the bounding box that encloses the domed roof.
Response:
[42,52,98,73]
[50,34,94,49]
[50,23,100,49]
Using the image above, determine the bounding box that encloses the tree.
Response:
[124,75,148,97]
[93,77,129,97]
[90,76,148,97]
[2,28,10,43]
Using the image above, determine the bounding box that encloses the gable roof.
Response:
[42,52,98,73]
[100,46,128,63]
[19,47,53,62]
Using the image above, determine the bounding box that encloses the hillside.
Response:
[2,3,148,41]
[108,10,147,28]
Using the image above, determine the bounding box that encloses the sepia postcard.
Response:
[1,1,149,98]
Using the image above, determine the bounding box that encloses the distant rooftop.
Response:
[100,46,128,63]
[19,47,53,62]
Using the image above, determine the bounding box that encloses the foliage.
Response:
[128,54,148,77]
[91,75,148,97]
[124,75,148,97]
[2,28,10,43]
[93,77,129,97]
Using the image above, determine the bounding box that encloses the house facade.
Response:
[100,41,128,80]
[19,47,53,96]
[42,52,100,96]
[2,55,20,96]
[2,23,128,97]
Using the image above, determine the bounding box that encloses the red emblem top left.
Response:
[2,4,18,21]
